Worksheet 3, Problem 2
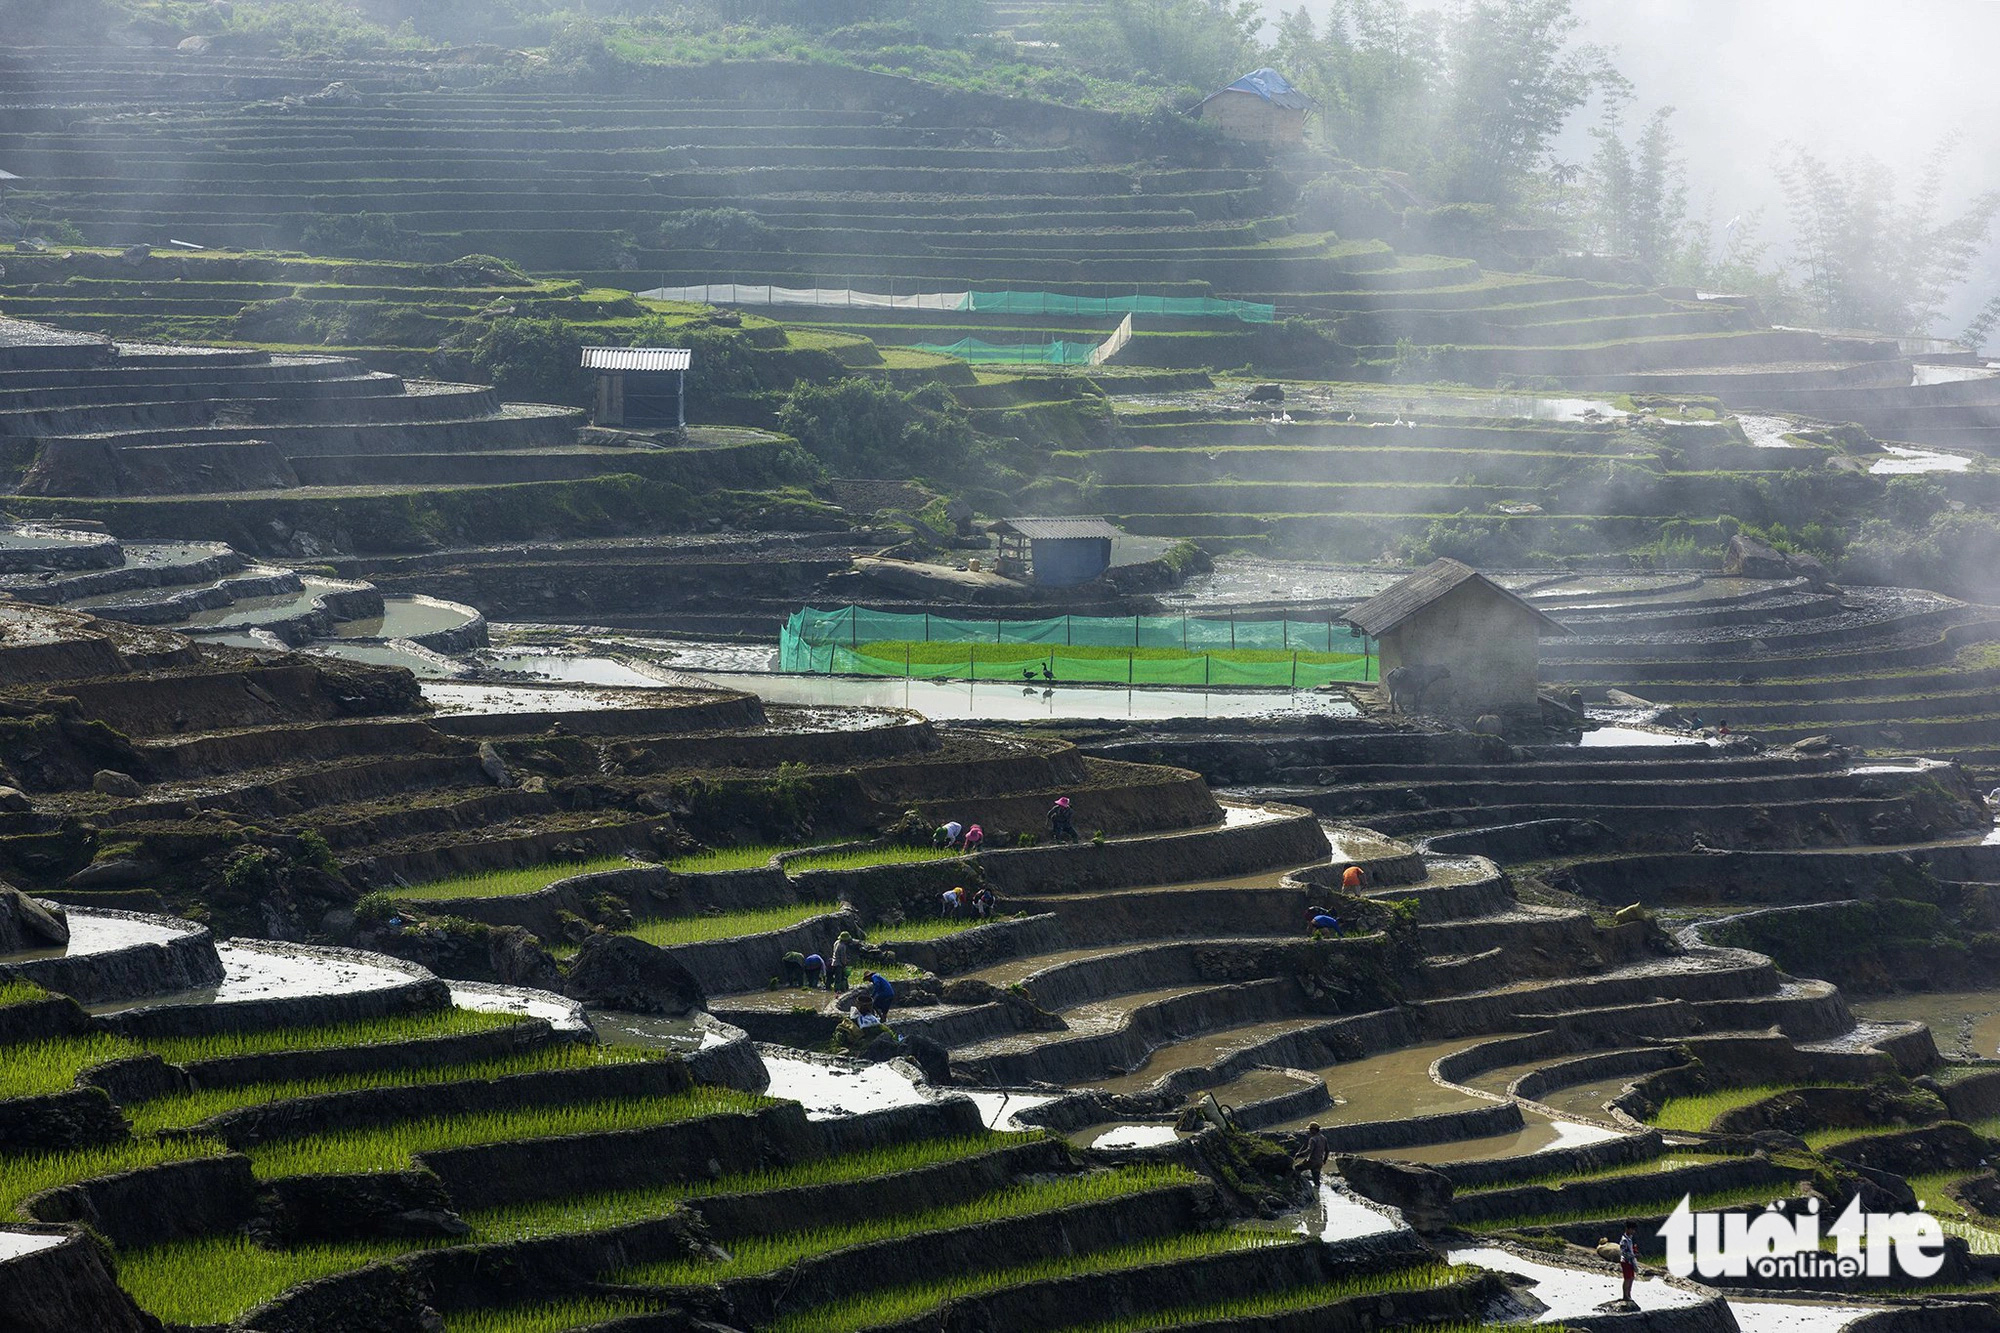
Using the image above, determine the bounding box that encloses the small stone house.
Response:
[1196,69,1312,145]
[1343,558,1568,714]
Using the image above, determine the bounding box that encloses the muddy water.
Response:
[453,981,589,1033]
[677,671,1361,722]
[1300,1180,1405,1240]
[478,650,673,687]
[175,577,351,630]
[0,1231,64,1261]
[333,596,478,641]
[964,983,1222,1060]
[760,1052,928,1119]
[1448,1244,1704,1320]
[1532,1077,1639,1122]
[0,909,193,964]
[1212,1065,1318,1110]
[1072,1123,1182,1150]
[961,1089,1058,1132]
[1872,445,1972,474]
[1267,1037,1504,1130]
[88,940,413,1014]
[307,641,467,677]
[1849,989,2000,1060]
[1083,1016,1332,1095]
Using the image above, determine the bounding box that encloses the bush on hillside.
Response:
[465,316,588,405]
[777,377,975,477]
[297,211,431,262]
[658,208,783,254]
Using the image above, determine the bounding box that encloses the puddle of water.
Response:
[1872,445,1971,474]
[1073,1122,1182,1150]
[1850,989,2000,1060]
[961,1089,1058,1132]
[333,596,478,641]
[1848,760,1940,775]
[423,681,705,714]
[174,577,351,631]
[678,671,1359,722]
[759,1052,928,1119]
[1448,1244,1703,1320]
[1730,1301,1885,1333]
[0,909,192,964]
[89,940,413,1014]
[0,1231,65,1261]
[478,651,674,688]
[305,641,469,677]
[1533,1077,1638,1122]
[449,981,590,1033]
[1301,1180,1405,1240]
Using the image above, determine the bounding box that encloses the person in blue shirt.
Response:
[866,970,896,1020]
[1307,908,1343,939]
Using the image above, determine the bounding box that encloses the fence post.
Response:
[905,645,910,679]
[970,643,976,681]
[925,613,931,643]
[1066,614,1072,646]
[1291,652,1298,690]
[1128,650,1134,685]
[1182,613,1187,650]
[1205,654,1210,686]
[1133,613,1140,647]
[1230,612,1236,649]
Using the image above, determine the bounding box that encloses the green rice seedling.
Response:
[0,980,49,1008]
[623,1165,1197,1287]
[784,846,959,874]
[864,916,1005,943]
[858,641,1364,669]
[139,1007,525,1065]
[0,1139,229,1219]
[443,1297,657,1333]
[0,1032,140,1100]
[117,1232,448,1327]
[1048,1263,1474,1333]
[769,1230,1287,1333]
[468,1133,1015,1242]
[1904,1171,2000,1254]
[124,1046,656,1135]
[397,856,643,902]
[1649,1084,1818,1133]
[627,904,843,948]
[248,1087,770,1178]
[667,845,790,873]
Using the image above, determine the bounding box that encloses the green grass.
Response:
[784,846,960,873]
[1048,1263,1474,1333]
[397,856,642,902]
[769,1231,1287,1333]
[858,640,1365,668]
[1906,1171,2000,1255]
[0,1031,141,1100]
[247,1087,770,1178]
[0,1139,230,1219]
[626,904,844,948]
[0,980,49,1008]
[623,1166,1196,1287]
[466,1133,1016,1243]
[118,1232,447,1327]
[1649,1084,1815,1133]
[139,1007,525,1065]
[442,1298,656,1333]
[124,1046,657,1135]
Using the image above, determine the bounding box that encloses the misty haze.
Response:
[1,5,1999,1332]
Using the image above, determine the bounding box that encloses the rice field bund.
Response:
[4,4,2000,1333]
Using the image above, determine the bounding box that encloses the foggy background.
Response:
[1268,0,2000,341]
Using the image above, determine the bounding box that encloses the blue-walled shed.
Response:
[995,516,1119,588]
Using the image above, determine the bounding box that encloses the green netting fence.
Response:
[911,337,1104,365]
[781,606,1374,689]
[960,292,1276,323]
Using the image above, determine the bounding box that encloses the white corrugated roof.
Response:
[581,346,691,372]
[996,517,1121,541]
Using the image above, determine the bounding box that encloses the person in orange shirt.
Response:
[1341,864,1364,891]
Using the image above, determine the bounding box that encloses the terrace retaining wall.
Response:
[0,1230,153,1333]
[0,908,224,1005]
[26,1153,256,1248]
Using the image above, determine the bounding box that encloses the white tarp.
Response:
[637,284,972,311]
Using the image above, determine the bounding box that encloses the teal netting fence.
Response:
[911,336,1103,365]
[961,292,1275,323]
[780,606,1374,688]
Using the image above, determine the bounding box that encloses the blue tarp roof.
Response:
[1203,68,1313,110]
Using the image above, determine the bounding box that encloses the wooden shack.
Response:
[1343,558,1568,714]
[581,345,689,429]
[1196,69,1312,145]
[994,517,1119,588]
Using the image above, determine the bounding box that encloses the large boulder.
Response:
[1334,1153,1453,1232]
[563,933,705,1015]
[0,884,69,952]
[1722,533,1792,579]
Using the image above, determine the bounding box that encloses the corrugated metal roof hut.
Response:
[1196,68,1313,145]
[1343,559,1568,713]
[994,517,1120,588]
[582,346,690,428]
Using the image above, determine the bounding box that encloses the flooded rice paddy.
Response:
[1299,1180,1406,1240]
[451,980,590,1032]
[0,908,194,964]
[89,940,414,1014]
[1848,989,2000,1059]
[332,595,480,641]
[0,1231,65,1261]
[1071,1123,1183,1150]
[961,1089,1058,1132]
[1872,444,1972,474]
[759,1051,929,1119]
